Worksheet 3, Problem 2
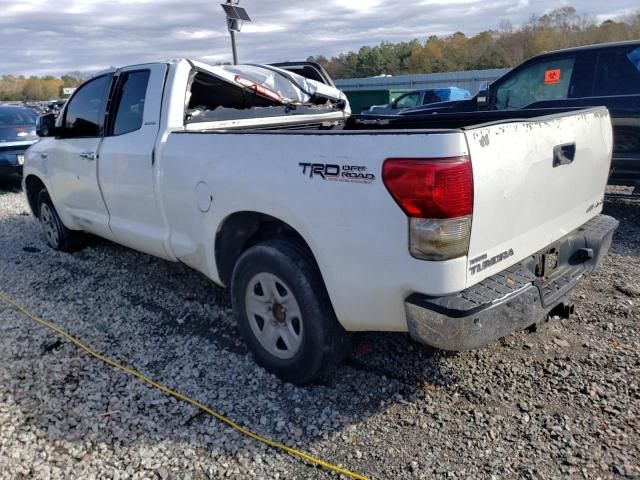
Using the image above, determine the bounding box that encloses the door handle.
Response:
[553,143,576,168]
[79,152,97,161]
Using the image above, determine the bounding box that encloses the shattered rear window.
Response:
[221,65,309,103]
[184,67,344,125]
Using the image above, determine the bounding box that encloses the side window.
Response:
[567,53,596,98]
[64,75,111,137]
[494,56,576,109]
[422,90,441,105]
[593,46,640,96]
[112,70,150,136]
[395,92,420,109]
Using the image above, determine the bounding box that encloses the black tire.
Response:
[37,189,85,252]
[231,240,350,385]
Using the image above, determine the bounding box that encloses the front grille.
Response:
[0,146,28,153]
[0,147,25,165]
[0,145,29,158]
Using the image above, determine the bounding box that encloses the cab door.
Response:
[47,73,114,239]
[98,64,171,259]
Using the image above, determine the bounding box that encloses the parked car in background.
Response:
[0,106,38,180]
[363,87,470,115]
[44,99,67,118]
[397,40,640,188]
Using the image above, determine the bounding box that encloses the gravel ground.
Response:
[0,180,638,480]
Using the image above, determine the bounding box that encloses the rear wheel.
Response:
[37,189,85,252]
[231,240,350,384]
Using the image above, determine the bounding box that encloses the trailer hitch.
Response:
[529,302,575,333]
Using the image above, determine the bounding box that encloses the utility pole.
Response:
[229,28,238,65]
[221,1,251,65]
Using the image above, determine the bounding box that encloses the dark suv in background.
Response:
[0,105,39,180]
[400,41,640,187]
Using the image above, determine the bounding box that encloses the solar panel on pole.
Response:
[220,2,251,65]
[235,6,251,21]
[221,4,251,22]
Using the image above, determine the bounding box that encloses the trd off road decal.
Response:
[299,163,376,184]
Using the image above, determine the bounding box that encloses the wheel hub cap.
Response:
[245,272,303,360]
[272,302,287,323]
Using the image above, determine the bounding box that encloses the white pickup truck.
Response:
[24,59,618,384]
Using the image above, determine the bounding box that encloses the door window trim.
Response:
[59,73,113,139]
[105,69,151,137]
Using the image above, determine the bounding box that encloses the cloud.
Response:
[0,0,637,76]
[172,30,227,41]
[507,0,530,13]
[333,0,384,12]
[242,23,286,34]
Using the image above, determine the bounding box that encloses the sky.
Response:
[1,0,638,77]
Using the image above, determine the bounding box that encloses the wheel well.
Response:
[24,175,46,217]
[215,212,317,286]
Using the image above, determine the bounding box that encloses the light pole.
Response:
[221,1,251,65]
[229,28,238,65]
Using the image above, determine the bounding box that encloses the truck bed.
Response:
[188,107,589,133]
[346,107,589,131]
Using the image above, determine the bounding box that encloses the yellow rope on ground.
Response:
[0,291,369,480]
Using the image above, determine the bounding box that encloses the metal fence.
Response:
[334,68,511,94]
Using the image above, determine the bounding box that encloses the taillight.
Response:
[235,75,283,103]
[382,157,473,218]
[382,156,474,261]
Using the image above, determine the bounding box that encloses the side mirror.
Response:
[36,113,57,137]
[477,81,490,109]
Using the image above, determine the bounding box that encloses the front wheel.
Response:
[37,189,85,252]
[231,240,350,385]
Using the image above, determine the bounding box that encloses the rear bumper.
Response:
[405,214,619,351]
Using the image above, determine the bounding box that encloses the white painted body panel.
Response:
[464,109,612,285]
[22,60,614,334]
[45,136,114,239]
[160,131,470,332]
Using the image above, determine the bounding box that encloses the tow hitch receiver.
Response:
[534,247,559,278]
[531,302,575,332]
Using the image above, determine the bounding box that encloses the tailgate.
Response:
[464,107,612,286]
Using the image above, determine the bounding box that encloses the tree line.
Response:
[308,7,640,79]
[0,74,86,102]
